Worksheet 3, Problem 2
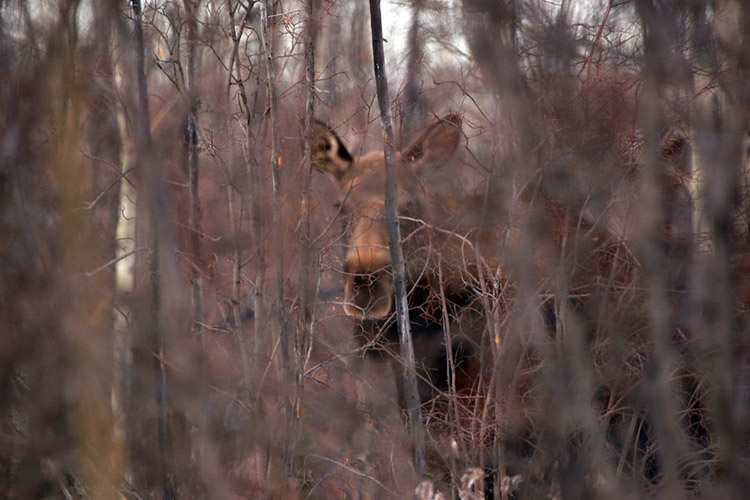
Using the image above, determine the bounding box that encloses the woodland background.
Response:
[0,0,748,498]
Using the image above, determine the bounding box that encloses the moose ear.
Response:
[313,120,354,180]
[402,113,462,168]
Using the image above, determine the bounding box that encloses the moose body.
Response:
[311,113,671,402]
[311,114,716,494]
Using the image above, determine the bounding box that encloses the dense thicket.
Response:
[0,1,747,498]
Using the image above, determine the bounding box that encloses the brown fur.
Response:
[313,114,469,320]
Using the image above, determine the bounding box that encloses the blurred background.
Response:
[0,0,748,498]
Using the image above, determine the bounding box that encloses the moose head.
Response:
[313,114,464,321]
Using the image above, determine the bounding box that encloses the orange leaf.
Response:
[158,46,163,59]
[278,156,283,166]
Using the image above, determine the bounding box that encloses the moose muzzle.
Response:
[342,200,393,319]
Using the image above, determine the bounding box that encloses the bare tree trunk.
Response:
[71,3,128,496]
[402,1,426,137]
[688,1,748,490]
[636,3,689,494]
[111,2,140,492]
[226,0,259,385]
[462,2,525,491]
[180,2,224,494]
[288,0,317,480]
[45,1,122,496]
[349,0,370,104]
[112,1,184,495]
[368,0,427,476]
[184,0,204,343]
[259,0,290,377]
[320,1,340,108]
[0,3,75,494]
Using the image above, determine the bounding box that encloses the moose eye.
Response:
[324,140,332,151]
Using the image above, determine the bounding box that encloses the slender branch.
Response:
[75,167,135,210]
[305,454,397,496]
[259,0,290,376]
[82,247,148,277]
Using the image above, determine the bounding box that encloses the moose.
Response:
[311,113,641,403]
[311,113,712,494]
[312,114,490,403]
[312,114,469,318]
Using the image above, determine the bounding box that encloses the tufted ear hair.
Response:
[402,113,463,169]
[312,120,354,180]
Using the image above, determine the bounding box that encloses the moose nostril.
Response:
[352,274,371,288]
[344,269,394,319]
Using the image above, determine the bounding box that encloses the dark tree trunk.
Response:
[368,0,427,475]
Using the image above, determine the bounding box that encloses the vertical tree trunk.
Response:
[320,1,340,107]
[402,1,426,137]
[288,0,317,478]
[688,1,748,489]
[636,3,690,494]
[259,0,290,377]
[461,2,525,491]
[225,0,255,391]
[368,0,427,475]
[110,0,139,491]
[184,0,204,343]
[112,1,184,496]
